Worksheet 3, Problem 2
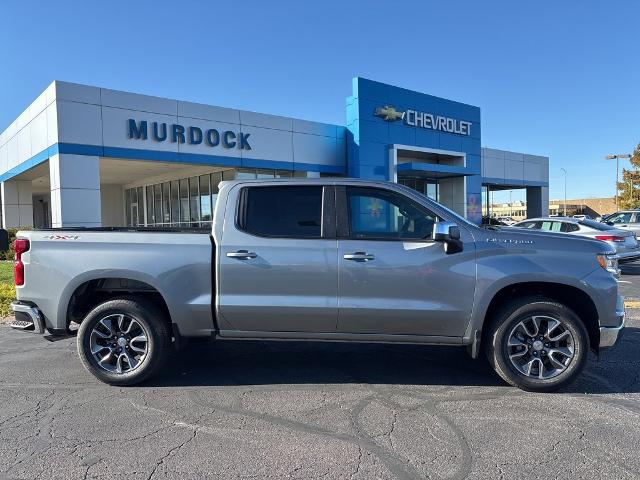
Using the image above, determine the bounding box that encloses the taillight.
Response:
[595,235,625,242]
[13,239,29,286]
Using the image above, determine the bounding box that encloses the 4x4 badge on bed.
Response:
[42,235,80,240]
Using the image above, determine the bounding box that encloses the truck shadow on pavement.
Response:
[145,327,640,394]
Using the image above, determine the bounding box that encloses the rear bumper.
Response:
[9,301,45,334]
[599,296,625,348]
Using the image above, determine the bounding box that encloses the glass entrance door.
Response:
[398,177,439,201]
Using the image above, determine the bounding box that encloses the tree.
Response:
[616,143,640,210]
[632,143,640,168]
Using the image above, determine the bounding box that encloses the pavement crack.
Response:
[147,429,198,480]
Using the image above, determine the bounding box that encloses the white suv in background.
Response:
[496,216,517,225]
[602,210,640,235]
[513,217,640,264]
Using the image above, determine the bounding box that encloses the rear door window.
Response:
[540,221,553,231]
[560,222,580,233]
[518,221,542,229]
[239,186,323,238]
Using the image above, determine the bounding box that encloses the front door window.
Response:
[346,187,438,240]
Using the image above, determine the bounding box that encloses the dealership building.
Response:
[0,77,549,228]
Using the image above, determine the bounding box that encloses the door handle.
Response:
[226,250,257,259]
[343,252,375,262]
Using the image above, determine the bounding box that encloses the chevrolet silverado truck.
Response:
[6,179,625,391]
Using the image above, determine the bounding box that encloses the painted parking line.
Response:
[624,301,640,309]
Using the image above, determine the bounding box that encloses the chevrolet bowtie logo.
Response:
[374,105,405,122]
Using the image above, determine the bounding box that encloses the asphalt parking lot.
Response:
[618,262,640,301]
[1,275,639,479]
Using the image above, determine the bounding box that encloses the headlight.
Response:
[597,253,619,276]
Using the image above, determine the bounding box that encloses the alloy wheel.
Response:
[89,314,149,374]
[506,315,575,380]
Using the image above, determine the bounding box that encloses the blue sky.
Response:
[1,0,638,202]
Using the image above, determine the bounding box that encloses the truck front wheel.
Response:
[484,296,589,392]
[77,297,170,386]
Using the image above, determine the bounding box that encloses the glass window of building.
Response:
[162,182,171,223]
[189,177,200,226]
[256,170,275,179]
[124,168,309,228]
[211,172,222,206]
[179,179,190,224]
[154,184,162,225]
[146,185,155,224]
[125,189,131,226]
[236,169,256,180]
[200,175,211,223]
[170,180,179,224]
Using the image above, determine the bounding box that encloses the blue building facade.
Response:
[347,77,482,223]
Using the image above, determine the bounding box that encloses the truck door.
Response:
[218,184,338,333]
[335,186,476,337]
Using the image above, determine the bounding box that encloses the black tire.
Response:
[77,297,170,386]
[484,296,589,392]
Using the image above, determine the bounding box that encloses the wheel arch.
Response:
[61,271,173,333]
[478,281,600,353]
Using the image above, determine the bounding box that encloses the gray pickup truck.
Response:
[7,179,624,391]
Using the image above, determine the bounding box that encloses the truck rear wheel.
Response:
[484,296,589,392]
[77,297,170,386]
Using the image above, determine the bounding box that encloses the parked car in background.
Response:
[482,216,507,226]
[573,214,592,220]
[496,216,517,225]
[513,217,640,263]
[601,210,640,235]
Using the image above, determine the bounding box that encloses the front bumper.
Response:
[599,295,625,348]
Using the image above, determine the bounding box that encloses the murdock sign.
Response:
[127,119,252,150]
[374,105,471,136]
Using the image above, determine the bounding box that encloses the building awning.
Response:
[396,162,475,178]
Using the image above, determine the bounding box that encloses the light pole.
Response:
[605,154,632,211]
[560,168,567,216]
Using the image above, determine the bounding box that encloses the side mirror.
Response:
[606,221,614,226]
[433,222,463,254]
[0,229,8,251]
[433,222,460,241]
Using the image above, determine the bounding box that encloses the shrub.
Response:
[0,227,31,261]
[0,282,15,318]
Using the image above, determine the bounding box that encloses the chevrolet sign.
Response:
[374,106,405,121]
[374,105,471,136]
